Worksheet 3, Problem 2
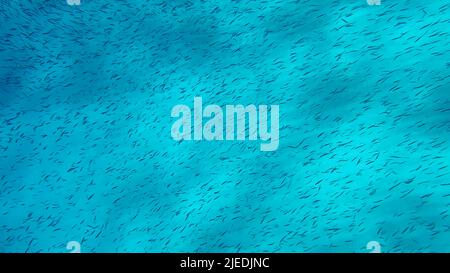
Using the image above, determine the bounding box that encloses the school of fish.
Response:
[0,0,450,252]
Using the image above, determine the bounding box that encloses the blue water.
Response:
[1,0,450,253]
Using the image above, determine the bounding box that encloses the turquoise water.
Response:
[0,0,450,253]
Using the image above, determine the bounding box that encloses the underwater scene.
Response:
[0,0,450,252]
